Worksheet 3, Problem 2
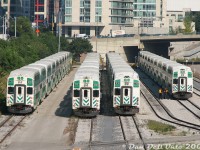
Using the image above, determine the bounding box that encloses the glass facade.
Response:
[133,0,156,27]
[110,1,133,25]
[80,0,90,22]
[65,0,72,22]
[95,0,102,22]
[133,0,156,18]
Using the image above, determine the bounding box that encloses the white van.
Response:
[76,34,89,39]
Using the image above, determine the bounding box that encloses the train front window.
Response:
[27,87,33,94]
[173,79,178,84]
[74,90,80,97]
[84,90,88,97]
[18,87,22,94]
[93,90,99,97]
[125,89,128,96]
[181,79,184,84]
[115,89,120,95]
[8,87,14,94]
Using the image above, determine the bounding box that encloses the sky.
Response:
[167,0,200,11]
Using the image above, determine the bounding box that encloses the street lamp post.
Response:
[14,17,16,38]
[96,12,98,52]
[58,8,62,52]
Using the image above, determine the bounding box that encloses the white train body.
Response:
[138,51,193,99]
[6,51,72,114]
[106,53,140,115]
[72,53,100,117]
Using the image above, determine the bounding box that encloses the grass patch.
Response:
[147,120,176,134]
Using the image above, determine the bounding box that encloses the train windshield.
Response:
[8,87,14,94]
[74,90,80,97]
[93,90,99,97]
[173,79,178,84]
[115,88,120,95]
[27,87,33,94]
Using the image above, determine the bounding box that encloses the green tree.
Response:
[9,16,34,37]
[68,38,93,59]
[183,15,193,33]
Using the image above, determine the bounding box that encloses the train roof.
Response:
[74,71,99,80]
[9,68,39,78]
[34,60,53,68]
[74,53,100,81]
[139,51,191,70]
[22,64,46,74]
[106,52,139,79]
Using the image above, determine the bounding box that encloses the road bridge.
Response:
[89,34,200,63]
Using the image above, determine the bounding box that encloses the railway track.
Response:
[138,69,200,131]
[140,83,200,131]
[0,115,27,143]
[177,99,200,120]
[193,77,200,96]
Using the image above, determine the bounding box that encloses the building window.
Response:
[95,16,102,22]
[38,6,44,12]
[38,15,44,20]
[65,0,72,7]
[95,0,102,7]
[38,0,44,4]
[65,16,72,22]
[65,8,72,14]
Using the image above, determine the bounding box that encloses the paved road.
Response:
[2,67,78,150]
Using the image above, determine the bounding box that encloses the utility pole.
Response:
[4,16,7,39]
[2,16,4,39]
[14,17,16,38]
[58,8,62,52]
[96,12,98,52]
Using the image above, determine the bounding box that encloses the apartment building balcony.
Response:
[110,15,134,18]
[110,6,133,10]
[109,0,134,2]
[109,21,133,25]
[62,22,105,27]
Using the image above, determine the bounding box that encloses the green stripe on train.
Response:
[132,97,138,105]
[116,96,120,105]
[82,98,90,106]
[123,96,130,104]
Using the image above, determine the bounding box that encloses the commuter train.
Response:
[138,51,193,99]
[106,53,140,115]
[6,51,72,114]
[72,53,101,117]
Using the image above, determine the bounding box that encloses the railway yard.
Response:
[0,64,200,150]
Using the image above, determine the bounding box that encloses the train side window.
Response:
[93,90,99,97]
[84,90,88,97]
[27,87,33,94]
[163,66,166,71]
[18,87,22,94]
[173,79,178,84]
[115,89,120,95]
[74,90,80,97]
[125,89,128,96]
[8,87,14,94]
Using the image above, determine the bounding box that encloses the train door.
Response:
[80,88,92,107]
[121,86,132,106]
[178,77,187,92]
[14,85,26,104]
